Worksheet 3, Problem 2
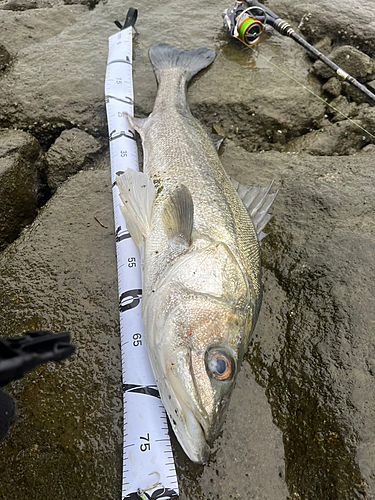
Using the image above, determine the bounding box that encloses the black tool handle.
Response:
[0,330,75,387]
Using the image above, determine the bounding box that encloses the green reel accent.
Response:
[237,17,263,46]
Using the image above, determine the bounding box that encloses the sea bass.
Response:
[117,43,275,463]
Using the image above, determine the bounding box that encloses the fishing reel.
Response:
[223,1,266,47]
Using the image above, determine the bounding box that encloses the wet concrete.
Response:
[0,0,374,498]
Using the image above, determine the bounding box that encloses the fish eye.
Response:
[206,349,234,381]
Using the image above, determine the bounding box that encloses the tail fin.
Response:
[149,43,216,84]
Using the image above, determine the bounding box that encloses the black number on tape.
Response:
[140,433,150,452]
[119,289,142,312]
[132,333,142,347]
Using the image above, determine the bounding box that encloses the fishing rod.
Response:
[222,0,375,104]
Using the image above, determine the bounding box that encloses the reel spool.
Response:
[223,3,266,47]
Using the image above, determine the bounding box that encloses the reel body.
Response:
[223,1,265,47]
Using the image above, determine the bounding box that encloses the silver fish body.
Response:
[117,44,269,463]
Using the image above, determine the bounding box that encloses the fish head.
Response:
[147,289,251,463]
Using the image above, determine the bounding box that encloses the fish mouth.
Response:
[165,368,211,464]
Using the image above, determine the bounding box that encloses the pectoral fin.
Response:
[162,185,194,248]
[116,168,156,248]
[230,177,277,243]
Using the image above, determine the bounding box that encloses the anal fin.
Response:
[230,176,277,243]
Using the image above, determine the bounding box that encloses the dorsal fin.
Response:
[230,177,277,243]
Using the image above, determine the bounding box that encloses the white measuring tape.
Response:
[105,25,179,500]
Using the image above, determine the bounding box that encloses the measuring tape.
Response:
[105,24,179,500]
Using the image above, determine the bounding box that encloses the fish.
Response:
[116,43,276,463]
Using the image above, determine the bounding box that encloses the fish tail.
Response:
[149,43,216,84]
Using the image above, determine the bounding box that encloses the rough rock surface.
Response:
[283,117,369,155]
[222,142,375,499]
[329,95,358,122]
[322,77,342,97]
[46,128,103,192]
[265,0,375,56]
[0,0,328,151]
[312,45,375,82]
[0,167,123,500]
[0,129,40,250]
[0,4,88,54]
[0,5,117,143]
[0,0,374,499]
[178,362,289,500]
[0,42,10,71]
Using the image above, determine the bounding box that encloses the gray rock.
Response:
[0,43,11,71]
[0,128,40,250]
[358,144,375,155]
[283,119,369,155]
[0,4,88,55]
[0,0,39,10]
[357,108,375,144]
[0,0,83,9]
[341,81,368,104]
[359,107,375,130]
[0,168,122,500]
[264,0,375,54]
[309,36,332,60]
[64,0,100,8]
[46,128,103,192]
[0,3,113,139]
[322,77,342,97]
[312,45,375,82]
[221,143,375,499]
[329,95,358,122]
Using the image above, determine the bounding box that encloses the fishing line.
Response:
[251,46,375,141]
